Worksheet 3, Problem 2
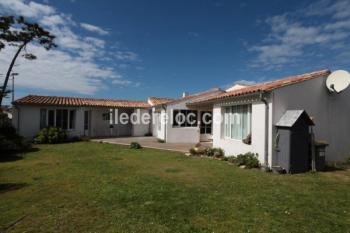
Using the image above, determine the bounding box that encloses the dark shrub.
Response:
[130,142,142,149]
[203,148,214,157]
[235,152,260,168]
[157,139,165,143]
[0,112,30,153]
[227,156,236,163]
[189,147,198,156]
[34,127,67,144]
[213,148,224,158]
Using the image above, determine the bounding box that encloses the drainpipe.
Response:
[161,104,167,142]
[259,90,270,170]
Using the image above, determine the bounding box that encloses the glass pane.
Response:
[62,110,68,129]
[69,110,75,129]
[48,110,55,127]
[40,109,46,129]
[56,110,62,128]
[84,111,89,130]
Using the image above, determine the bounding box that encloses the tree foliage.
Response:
[0,16,56,105]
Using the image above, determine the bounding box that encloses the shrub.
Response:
[200,147,225,158]
[227,156,236,163]
[130,142,142,149]
[203,148,215,157]
[34,127,67,144]
[0,112,30,153]
[235,152,260,168]
[189,147,198,156]
[213,148,225,158]
[157,139,165,143]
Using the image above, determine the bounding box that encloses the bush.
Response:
[227,156,236,163]
[34,127,67,144]
[157,139,165,143]
[130,142,142,149]
[0,112,30,153]
[213,148,225,158]
[234,152,260,168]
[204,147,225,158]
[203,148,214,157]
[189,147,198,156]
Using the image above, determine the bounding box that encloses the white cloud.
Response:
[0,0,55,18]
[250,0,350,69]
[80,22,109,35]
[0,45,124,94]
[0,0,140,95]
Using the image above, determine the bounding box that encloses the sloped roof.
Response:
[148,96,176,106]
[13,95,150,108]
[166,88,225,105]
[276,110,314,127]
[188,69,331,105]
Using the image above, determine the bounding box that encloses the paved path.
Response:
[92,136,212,153]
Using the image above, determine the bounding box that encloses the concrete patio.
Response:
[92,136,212,153]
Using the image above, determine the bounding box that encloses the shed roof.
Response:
[275,110,314,127]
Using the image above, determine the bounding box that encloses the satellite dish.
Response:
[326,70,350,93]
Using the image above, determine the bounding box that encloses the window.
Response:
[102,112,110,121]
[173,110,198,127]
[48,110,55,127]
[69,110,75,129]
[84,111,89,130]
[40,109,47,129]
[223,105,251,140]
[40,109,76,130]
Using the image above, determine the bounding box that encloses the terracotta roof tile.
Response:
[148,96,176,106]
[14,95,151,108]
[166,88,225,105]
[188,69,331,105]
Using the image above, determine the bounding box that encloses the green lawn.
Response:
[1,142,350,232]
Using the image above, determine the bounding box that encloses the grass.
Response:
[1,142,350,232]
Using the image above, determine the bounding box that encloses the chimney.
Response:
[182,92,189,98]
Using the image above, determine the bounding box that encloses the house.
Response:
[188,69,350,165]
[12,95,151,138]
[149,88,225,143]
[11,69,350,165]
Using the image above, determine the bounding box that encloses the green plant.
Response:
[203,148,215,157]
[227,156,236,163]
[157,139,165,143]
[130,142,142,149]
[34,127,67,144]
[189,147,198,156]
[0,112,30,153]
[213,148,224,158]
[234,152,260,169]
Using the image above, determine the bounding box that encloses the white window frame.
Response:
[223,104,251,140]
[41,109,76,130]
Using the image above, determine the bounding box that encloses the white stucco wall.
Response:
[12,105,84,139]
[152,107,166,140]
[165,100,200,143]
[272,76,350,162]
[212,98,272,164]
[132,109,151,136]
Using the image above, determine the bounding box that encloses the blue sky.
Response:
[1,0,350,104]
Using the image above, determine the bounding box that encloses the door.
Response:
[200,111,212,141]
